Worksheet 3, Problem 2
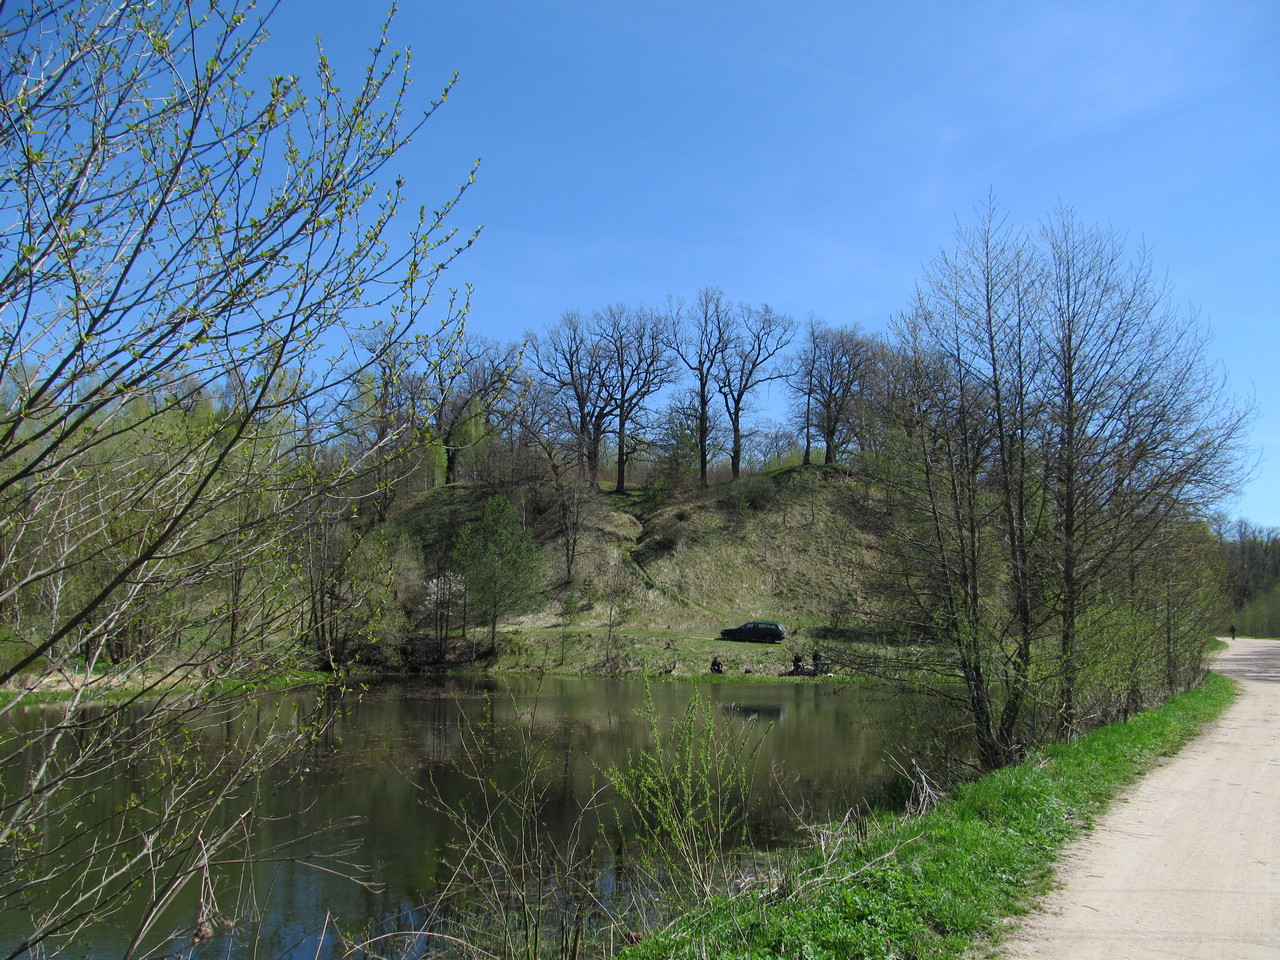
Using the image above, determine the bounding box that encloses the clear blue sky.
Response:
[264,1,1279,528]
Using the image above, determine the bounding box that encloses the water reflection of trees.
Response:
[1,676,940,958]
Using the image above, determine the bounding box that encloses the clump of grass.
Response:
[619,672,1237,959]
[607,687,767,904]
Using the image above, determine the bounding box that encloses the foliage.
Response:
[787,321,872,466]
[1236,587,1280,639]
[855,204,1248,767]
[607,687,766,904]
[0,0,471,951]
[1224,522,1280,603]
[452,496,546,645]
[1222,519,1280,637]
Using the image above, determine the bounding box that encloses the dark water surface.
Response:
[3,674,930,958]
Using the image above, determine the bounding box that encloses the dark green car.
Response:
[720,620,787,643]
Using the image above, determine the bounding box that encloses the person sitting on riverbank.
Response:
[710,656,723,674]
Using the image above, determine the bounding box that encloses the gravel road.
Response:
[1001,636,1280,959]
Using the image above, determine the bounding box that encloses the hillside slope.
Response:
[616,467,873,635]
[389,466,877,674]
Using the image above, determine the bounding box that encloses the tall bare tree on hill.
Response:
[716,302,795,479]
[666,288,733,488]
[514,377,597,582]
[419,335,522,485]
[789,321,871,466]
[596,303,677,494]
[527,312,614,483]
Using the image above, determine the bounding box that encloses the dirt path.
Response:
[1001,636,1280,959]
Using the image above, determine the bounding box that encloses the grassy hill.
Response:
[394,465,879,677]
[611,466,873,633]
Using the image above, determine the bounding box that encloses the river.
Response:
[2,673,938,959]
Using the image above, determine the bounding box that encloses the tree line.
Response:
[328,286,882,512]
[1221,519,1280,637]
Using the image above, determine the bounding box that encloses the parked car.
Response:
[719,620,787,643]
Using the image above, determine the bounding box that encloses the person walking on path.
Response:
[1002,635,1280,959]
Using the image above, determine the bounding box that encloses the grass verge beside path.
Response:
[620,672,1238,960]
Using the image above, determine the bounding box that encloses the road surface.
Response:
[1001,636,1280,959]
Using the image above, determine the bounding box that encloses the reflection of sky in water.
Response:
[4,675,938,959]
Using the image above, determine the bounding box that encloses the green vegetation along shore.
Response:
[618,672,1237,960]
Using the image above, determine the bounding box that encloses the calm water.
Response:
[3,674,933,958]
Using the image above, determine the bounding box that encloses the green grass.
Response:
[619,672,1238,959]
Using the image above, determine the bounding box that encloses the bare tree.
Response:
[418,335,522,485]
[715,303,795,479]
[878,296,1012,768]
[595,304,677,494]
[867,209,1049,769]
[514,378,598,583]
[0,0,471,952]
[649,388,724,495]
[788,321,870,466]
[347,332,440,521]
[527,312,614,483]
[934,206,1047,757]
[1036,208,1251,735]
[859,204,1250,766]
[666,288,732,487]
[746,419,800,471]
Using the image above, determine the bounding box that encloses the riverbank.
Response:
[0,630,811,709]
[618,669,1238,960]
[0,663,334,707]
[487,624,845,681]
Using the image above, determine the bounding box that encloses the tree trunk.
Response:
[615,413,628,493]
